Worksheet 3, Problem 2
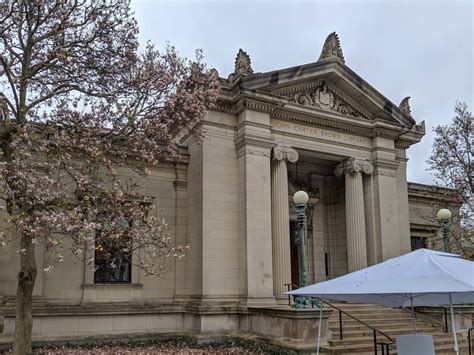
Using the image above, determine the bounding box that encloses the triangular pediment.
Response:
[232,60,416,128]
[272,80,372,121]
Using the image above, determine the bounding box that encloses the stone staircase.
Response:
[325,303,469,354]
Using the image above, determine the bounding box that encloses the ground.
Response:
[0,338,294,355]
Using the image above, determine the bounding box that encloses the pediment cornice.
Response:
[220,59,417,128]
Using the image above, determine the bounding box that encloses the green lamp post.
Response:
[292,190,319,309]
[437,208,452,252]
[294,190,309,287]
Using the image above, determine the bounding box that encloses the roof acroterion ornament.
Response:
[228,49,253,82]
[318,32,345,64]
[399,96,413,118]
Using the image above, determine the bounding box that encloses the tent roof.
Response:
[288,249,474,308]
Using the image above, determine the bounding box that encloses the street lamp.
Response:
[292,190,317,309]
[293,190,309,288]
[437,208,452,252]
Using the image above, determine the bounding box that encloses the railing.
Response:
[415,305,474,352]
[406,308,447,332]
[284,283,298,306]
[283,286,395,355]
[321,300,395,355]
[285,283,318,308]
[468,327,473,355]
[414,305,474,333]
[444,307,474,353]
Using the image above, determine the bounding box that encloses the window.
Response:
[94,218,132,283]
[411,236,427,251]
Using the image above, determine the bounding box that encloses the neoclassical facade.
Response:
[0,33,458,349]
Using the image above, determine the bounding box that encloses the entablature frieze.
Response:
[236,120,272,132]
[371,146,396,155]
[373,159,400,177]
[212,95,424,147]
[235,134,274,158]
[395,140,412,149]
[272,110,372,137]
[271,118,372,149]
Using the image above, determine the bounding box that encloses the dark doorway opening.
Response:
[411,236,428,251]
[290,221,300,287]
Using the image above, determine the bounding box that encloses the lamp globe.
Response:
[293,190,309,205]
[437,208,452,221]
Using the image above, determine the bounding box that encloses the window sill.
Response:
[82,283,143,289]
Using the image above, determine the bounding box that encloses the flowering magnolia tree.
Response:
[427,101,473,257]
[0,1,218,353]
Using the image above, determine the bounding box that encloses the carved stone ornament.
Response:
[289,82,364,118]
[399,96,413,118]
[334,157,374,177]
[272,145,299,163]
[318,32,345,64]
[228,49,253,82]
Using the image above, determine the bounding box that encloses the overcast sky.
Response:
[131,0,473,185]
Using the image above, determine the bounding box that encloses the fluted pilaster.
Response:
[335,157,374,272]
[271,145,298,300]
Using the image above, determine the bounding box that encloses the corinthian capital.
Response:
[272,145,299,163]
[334,157,374,177]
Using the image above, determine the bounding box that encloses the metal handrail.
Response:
[284,285,395,354]
[468,327,474,355]
[284,283,300,307]
[415,305,474,333]
[406,308,447,332]
[443,305,474,321]
[320,300,395,355]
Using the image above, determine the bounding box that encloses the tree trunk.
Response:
[13,234,37,355]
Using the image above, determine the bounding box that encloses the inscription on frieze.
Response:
[272,119,371,147]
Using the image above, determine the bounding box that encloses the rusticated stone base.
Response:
[0,304,332,353]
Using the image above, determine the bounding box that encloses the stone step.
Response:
[328,332,467,347]
[329,309,412,317]
[330,343,469,355]
[329,317,431,327]
[329,324,440,334]
[324,304,468,355]
[329,338,468,354]
[329,312,414,320]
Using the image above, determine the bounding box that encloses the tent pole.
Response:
[449,294,459,355]
[316,303,323,355]
[410,294,417,334]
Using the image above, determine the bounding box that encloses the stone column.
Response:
[335,157,374,272]
[271,145,299,299]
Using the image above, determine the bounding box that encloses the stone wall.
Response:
[0,160,188,306]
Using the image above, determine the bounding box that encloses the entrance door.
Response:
[290,221,300,287]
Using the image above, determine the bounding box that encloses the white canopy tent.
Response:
[288,249,474,355]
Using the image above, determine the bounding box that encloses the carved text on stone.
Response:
[272,119,371,147]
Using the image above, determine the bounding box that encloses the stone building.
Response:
[0,33,461,349]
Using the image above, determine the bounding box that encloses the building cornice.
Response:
[407,182,462,205]
[213,91,424,146]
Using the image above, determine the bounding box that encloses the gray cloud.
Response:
[131,0,473,185]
